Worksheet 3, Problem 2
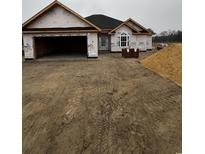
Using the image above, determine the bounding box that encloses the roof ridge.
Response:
[85,14,123,29]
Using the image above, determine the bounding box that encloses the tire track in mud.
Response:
[37,68,83,153]
[95,57,159,153]
[114,79,181,153]
[23,54,181,154]
[45,80,89,153]
[108,58,181,153]
[95,94,116,153]
[111,88,160,153]
[76,67,120,153]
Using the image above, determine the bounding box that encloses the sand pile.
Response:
[141,44,182,85]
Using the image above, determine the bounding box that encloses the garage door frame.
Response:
[23,32,98,59]
[33,35,88,59]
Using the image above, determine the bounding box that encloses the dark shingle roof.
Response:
[85,14,123,30]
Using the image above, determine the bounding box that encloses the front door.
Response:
[99,35,109,51]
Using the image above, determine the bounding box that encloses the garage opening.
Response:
[34,36,87,59]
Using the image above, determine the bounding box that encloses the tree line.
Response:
[153,30,182,43]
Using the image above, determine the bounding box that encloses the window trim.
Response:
[119,32,129,48]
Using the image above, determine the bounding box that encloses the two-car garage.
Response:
[22,1,100,59]
[34,36,87,58]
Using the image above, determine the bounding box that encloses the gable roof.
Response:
[109,18,152,35]
[22,0,101,31]
[85,14,123,30]
[126,18,150,33]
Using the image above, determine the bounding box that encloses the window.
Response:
[120,33,129,47]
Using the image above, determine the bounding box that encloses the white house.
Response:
[22,0,154,59]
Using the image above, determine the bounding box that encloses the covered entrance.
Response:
[98,34,110,52]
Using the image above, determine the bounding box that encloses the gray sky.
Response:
[22,0,182,34]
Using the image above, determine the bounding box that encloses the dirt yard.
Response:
[23,53,182,154]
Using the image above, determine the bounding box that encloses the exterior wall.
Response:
[23,34,34,59]
[87,33,98,57]
[135,35,148,51]
[27,5,91,28]
[111,25,152,52]
[146,36,152,50]
[23,32,98,59]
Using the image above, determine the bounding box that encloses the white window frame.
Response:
[119,32,129,48]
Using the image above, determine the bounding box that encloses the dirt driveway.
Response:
[23,53,181,154]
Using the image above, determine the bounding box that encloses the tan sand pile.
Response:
[141,44,182,85]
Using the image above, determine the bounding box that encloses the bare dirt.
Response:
[23,53,182,154]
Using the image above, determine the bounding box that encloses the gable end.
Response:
[23,1,101,31]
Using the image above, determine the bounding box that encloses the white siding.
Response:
[27,5,91,28]
[146,36,152,50]
[23,34,34,59]
[111,25,152,52]
[87,33,98,57]
[136,35,148,51]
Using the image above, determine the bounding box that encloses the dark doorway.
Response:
[34,36,87,59]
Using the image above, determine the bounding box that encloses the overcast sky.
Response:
[22,0,182,34]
